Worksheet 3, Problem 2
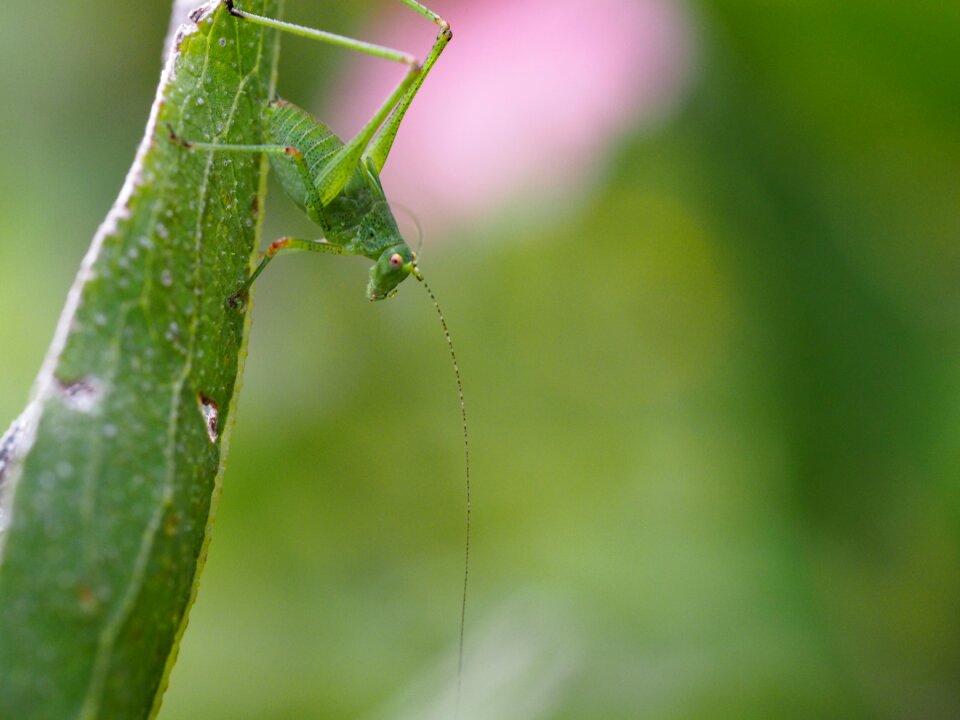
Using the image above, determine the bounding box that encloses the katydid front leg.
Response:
[226,236,348,308]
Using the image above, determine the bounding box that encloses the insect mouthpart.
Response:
[367,287,400,302]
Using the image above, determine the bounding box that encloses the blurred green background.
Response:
[2,1,959,718]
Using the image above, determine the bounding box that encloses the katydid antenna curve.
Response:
[174,0,473,702]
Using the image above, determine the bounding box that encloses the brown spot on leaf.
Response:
[55,376,104,413]
[77,584,98,614]
[164,511,181,537]
[198,392,219,444]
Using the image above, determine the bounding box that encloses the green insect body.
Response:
[264,100,415,300]
[181,0,453,304]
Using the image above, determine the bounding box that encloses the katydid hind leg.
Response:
[365,1,452,174]
[312,64,421,206]
[228,1,451,190]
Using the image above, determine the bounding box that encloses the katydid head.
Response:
[367,245,416,301]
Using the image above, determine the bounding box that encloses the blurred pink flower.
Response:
[330,0,695,236]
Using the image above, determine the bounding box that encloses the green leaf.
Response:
[0,2,281,717]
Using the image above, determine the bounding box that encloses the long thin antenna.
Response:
[413,266,470,713]
[393,202,425,256]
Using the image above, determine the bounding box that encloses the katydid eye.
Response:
[389,253,403,268]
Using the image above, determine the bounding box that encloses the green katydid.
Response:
[173,0,473,697]
[0,0,470,714]
[175,0,449,303]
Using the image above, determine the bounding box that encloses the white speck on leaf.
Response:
[55,376,105,414]
[198,393,219,444]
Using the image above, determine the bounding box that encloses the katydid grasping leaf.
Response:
[0,0,470,717]
[174,0,471,703]
[178,0,451,304]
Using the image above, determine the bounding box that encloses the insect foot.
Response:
[165,123,191,149]
[226,289,248,311]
